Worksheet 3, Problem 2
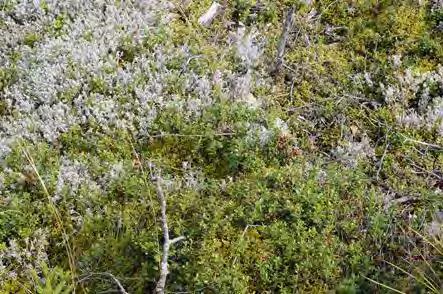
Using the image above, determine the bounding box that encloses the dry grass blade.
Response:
[414,267,440,293]
[384,261,439,293]
[21,146,77,291]
[406,251,440,288]
[410,228,443,256]
[127,134,160,255]
[363,276,406,294]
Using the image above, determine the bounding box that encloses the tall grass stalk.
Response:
[21,146,77,292]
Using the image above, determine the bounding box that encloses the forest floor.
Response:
[0,0,442,293]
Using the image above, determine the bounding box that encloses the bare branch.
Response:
[375,181,420,209]
[273,6,295,75]
[77,273,128,294]
[155,178,170,294]
[390,196,418,205]
[198,2,223,27]
[103,273,129,294]
[154,177,185,294]
[170,236,186,244]
[407,159,442,179]
[403,137,443,150]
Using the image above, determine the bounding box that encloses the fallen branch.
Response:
[77,273,128,294]
[389,196,418,206]
[198,2,223,27]
[154,177,185,294]
[403,137,443,150]
[100,273,128,294]
[273,6,295,75]
[374,181,420,209]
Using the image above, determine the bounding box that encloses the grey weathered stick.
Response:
[273,6,295,75]
[403,137,443,150]
[77,272,128,294]
[155,177,185,294]
[198,2,223,27]
[101,273,129,294]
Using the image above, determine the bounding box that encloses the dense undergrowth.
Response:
[0,0,442,293]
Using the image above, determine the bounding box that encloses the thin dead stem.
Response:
[21,146,77,291]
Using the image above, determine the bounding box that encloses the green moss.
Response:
[0,67,16,92]
[23,32,40,47]
[89,76,109,95]
[53,14,66,32]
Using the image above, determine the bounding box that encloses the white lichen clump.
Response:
[391,66,443,135]
[334,136,375,168]
[0,0,178,160]
[0,229,49,283]
[54,157,101,202]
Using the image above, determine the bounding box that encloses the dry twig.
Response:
[273,6,295,75]
[22,147,77,291]
[77,273,128,294]
[403,136,443,150]
[154,177,185,294]
[198,2,223,27]
[232,224,262,266]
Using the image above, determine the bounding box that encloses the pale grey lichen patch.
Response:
[234,26,262,68]
[245,123,272,146]
[0,0,175,159]
[54,157,101,202]
[333,135,375,168]
[0,229,49,283]
[426,211,443,237]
